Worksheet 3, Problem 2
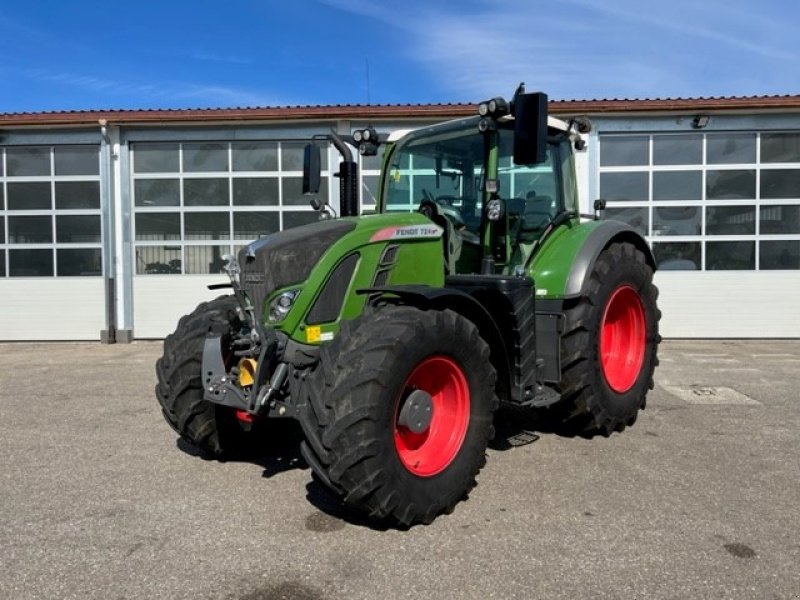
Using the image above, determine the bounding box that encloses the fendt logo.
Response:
[370,224,444,242]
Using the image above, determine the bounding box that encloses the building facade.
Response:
[1,97,798,340]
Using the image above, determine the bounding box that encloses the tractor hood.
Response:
[236,212,445,329]
[238,219,356,321]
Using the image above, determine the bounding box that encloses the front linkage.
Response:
[200,255,315,422]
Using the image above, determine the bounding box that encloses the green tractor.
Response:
[156,87,660,526]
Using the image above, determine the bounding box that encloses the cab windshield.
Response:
[384,125,560,250]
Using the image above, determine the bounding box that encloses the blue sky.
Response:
[1,0,798,112]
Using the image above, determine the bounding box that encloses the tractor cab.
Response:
[381,114,580,277]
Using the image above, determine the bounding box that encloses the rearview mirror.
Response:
[513,92,548,165]
[302,144,321,195]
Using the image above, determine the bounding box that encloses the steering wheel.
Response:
[418,198,441,220]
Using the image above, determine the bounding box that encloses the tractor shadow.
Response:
[176,420,307,478]
[490,405,589,450]
[174,407,588,531]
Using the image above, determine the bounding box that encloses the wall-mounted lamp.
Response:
[691,115,710,129]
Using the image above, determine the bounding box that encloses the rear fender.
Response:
[564,221,655,298]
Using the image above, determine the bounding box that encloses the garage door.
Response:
[599,130,800,337]
[0,144,105,340]
[130,140,325,338]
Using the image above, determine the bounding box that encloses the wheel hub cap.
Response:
[397,389,434,434]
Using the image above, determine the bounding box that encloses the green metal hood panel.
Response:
[271,212,446,343]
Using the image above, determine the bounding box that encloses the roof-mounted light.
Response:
[477,96,510,118]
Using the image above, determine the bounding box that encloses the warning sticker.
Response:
[306,326,321,343]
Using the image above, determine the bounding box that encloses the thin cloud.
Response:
[321,0,799,99]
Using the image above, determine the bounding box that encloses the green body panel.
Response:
[528,218,607,298]
[270,212,445,344]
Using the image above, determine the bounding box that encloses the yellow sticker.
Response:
[391,169,401,183]
[306,325,321,343]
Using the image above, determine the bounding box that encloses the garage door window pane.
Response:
[707,170,756,200]
[761,133,800,163]
[600,136,649,166]
[233,212,279,240]
[7,147,50,176]
[54,146,99,176]
[653,206,701,236]
[283,211,318,230]
[9,249,53,276]
[184,178,229,206]
[183,143,229,172]
[759,205,800,234]
[600,172,648,201]
[706,241,755,270]
[7,182,51,210]
[134,144,179,173]
[706,206,756,235]
[232,142,278,171]
[56,215,101,243]
[602,206,649,235]
[185,245,228,274]
[760,240,800,269]
[1,186,4,210]
[135,213,180,240]
[55,181,100,209]
[136,246,182,274]
[760,170,800,199]
[281,143,309,171]
[0,217,4,244]
[653,134,702,165]
[283,177,328,206]
[707,134,756,164]
[57,248,102,276]
[135,179,179,207]
[652,242,700,270]
[0,250,4,277]
[653,171,701,201]
[9,215,52,243]
[184,212,230,240]
[233,178,278,206]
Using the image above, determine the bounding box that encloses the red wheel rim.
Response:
[600,285,646,393]
[394,355,470,477]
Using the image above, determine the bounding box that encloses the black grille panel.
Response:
[238,220,355,320]
[307,253,359,325]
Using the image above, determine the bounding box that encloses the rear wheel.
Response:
[299,306,497,526]
[155,295,249,457]
[558,242,660,436]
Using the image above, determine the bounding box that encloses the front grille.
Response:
[238,220,356,321]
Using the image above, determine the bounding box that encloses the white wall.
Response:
[132,275,228,339]
[0,279,105,340]
[655,271,800,338]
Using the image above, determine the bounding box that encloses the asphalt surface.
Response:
[1,339,798,600]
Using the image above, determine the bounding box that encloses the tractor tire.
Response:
[299,306,498,527]
[557,241,660,437]
[155,295,247,457]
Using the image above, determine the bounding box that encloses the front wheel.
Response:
[155,295,249,457]
[558,242,661,436]
[299,306,498,526]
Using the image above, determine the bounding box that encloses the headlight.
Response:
[268,289,299,322]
